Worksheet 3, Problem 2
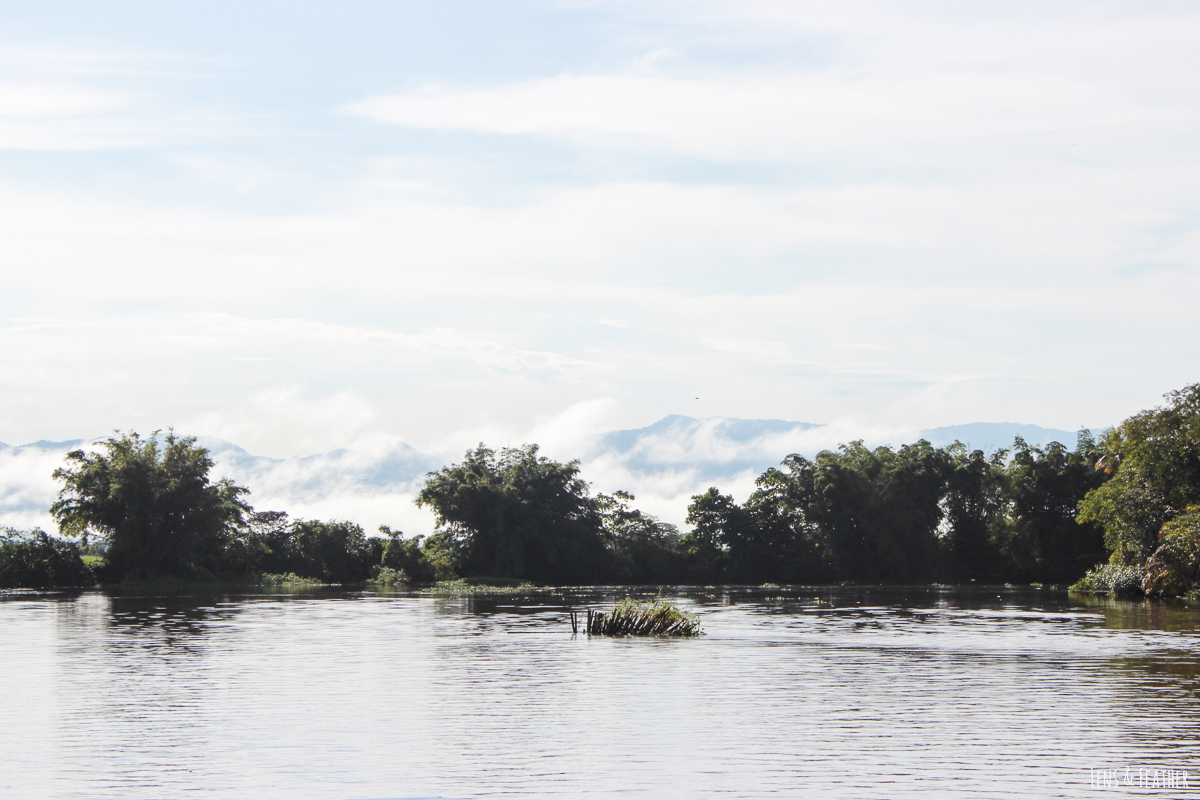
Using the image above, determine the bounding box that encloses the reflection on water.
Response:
[3,586,1200,798]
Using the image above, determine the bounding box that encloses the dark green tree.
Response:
[227,510,292,575]
[684,434,1108,586]
[415,444,610,584]
[51,431,249,581]
[0,528,94,588]
[763,441,948,583]
[939,443,1008,581]
[682,487,739,581]
[289,520,380,583]
[1000,433,1107,582]
[598,491,687,584]
[378,525,438,584]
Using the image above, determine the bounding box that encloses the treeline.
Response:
[4,383,1200,594]
[407,436,1110,587]
[1,432,415,588]
[684,435,1107,585]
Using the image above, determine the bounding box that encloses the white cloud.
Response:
[184,387,379,458]
[0,82,131,118]
[348,69,1174,168]
[0,2,1198,468]
[0,446,73,532]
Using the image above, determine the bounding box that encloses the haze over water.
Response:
[3,587,1199,798]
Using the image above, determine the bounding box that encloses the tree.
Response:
[683,488,739,581]
[758,441,949,583]
[598,491,687,584]
[940,443,1008,581]
[681,433,1107,586]
[415,444,610,584]
[1079,383,1200,565]
[289,520,380,583]
[378,526,438,584]
[1142,506,1200,597]
[1000,433,1106,581]
[51,431,249,581]
[0,528,94,588]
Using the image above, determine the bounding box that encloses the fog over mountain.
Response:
[0,418,1086,534]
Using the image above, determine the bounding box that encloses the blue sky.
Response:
[2,1,1198,458]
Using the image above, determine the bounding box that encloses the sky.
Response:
[2,0,1198,462]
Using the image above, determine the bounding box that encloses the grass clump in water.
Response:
[587,597,703,637]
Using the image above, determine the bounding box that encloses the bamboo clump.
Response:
[573,598,703,637]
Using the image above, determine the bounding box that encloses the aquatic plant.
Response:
[583,597,702,637]
[257,572,329,587]
[418,579,538,594]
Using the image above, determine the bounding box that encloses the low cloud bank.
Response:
[0,418,1080,535]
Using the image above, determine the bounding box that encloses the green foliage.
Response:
[939,443,1009,581]
[377,525,437,584]
[996,434,1107,582]
[51,431,250,581]
[288,520,380,583]
[681,487,735,581]
[419,578,538,593]
[1142,506,1200,597]
[416,444,611,584]
[684,431,1107,586]
[369,566,408,586]
[256,572,328,587]
[1079,383,1200,565]
[586,597,703,637]
[419,530,465,581]
[696,441,951,583]
[0,528,94,588]
[228,512,380,584]
[597,490,687,584]
[1070,563,1146,596]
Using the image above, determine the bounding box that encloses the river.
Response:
[2,586,1198,798]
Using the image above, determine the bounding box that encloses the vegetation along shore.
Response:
[4,382,1200,599]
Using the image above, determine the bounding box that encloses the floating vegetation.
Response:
[257,573,329,587]
[576,597,703,637]
[417,579,539,595]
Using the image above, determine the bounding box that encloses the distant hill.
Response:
[16,439,85,449]
[918,423,1080,453]
[594,416,1085,469]
[592,415,822,481]
[599,414,821,451]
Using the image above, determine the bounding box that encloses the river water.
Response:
[2,586,1199,799]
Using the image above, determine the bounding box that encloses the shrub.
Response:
[1142,507,1200,597]
[0,528,94,588]
[1071,563,1146,596]
[370,566,408,586]
[378,526,436,584]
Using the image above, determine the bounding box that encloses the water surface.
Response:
[3,586,1199,798]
